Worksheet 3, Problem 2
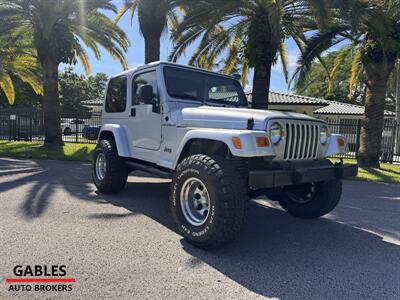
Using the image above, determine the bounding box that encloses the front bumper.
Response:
[248,162,358,189]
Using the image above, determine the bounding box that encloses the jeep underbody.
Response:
[92,62,358,249]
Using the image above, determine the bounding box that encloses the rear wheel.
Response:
[170,155,248,249]
[89,131,98,140]
[92,140,128,194]
[279,180,342,219]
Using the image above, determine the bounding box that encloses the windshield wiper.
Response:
[207,99,240,108]
[170,93,199,101]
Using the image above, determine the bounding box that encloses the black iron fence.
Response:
[0,108,399,163]
[0,108,102,144]
[327,119,400,164]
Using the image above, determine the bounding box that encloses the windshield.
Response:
[164,67,248,107]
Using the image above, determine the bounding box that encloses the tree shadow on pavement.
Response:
[107,179,400,299]
[180,202,400,299]
[92,176,400,299]
[0,158,105,219]
[1,158,399,299]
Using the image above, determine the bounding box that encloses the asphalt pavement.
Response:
[0,158,399,300]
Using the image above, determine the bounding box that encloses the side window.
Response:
[132,71,158,106]
[105,76,127,113]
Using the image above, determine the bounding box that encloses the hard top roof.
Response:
[110,61,238,80]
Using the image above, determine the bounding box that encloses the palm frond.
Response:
[222,35,241,74]
[0,73,15,104]
[293,25,348,89]
[168,25,204,62]
[115,0,138,24]
[241,59,250,86]
[329,47,350,93]
[349,48,363,98]
[279,41,289,83]
[74,41,91,75]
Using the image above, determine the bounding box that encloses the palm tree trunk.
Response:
[144,34,161,64]
[395,62,400,154]
[251,60,272,110]
[357,59,395,168]
[40,55,62,145]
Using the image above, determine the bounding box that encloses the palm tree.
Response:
[294,0,400,167]
[0,0,130,145]
[0,31,42,105]
[169,0,329,109]
[115,0,180,64]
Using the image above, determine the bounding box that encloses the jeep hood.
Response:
[177,106,320,130]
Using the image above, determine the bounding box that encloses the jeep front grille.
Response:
[284,122,320,160]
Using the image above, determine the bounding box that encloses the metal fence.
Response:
[0,108,102,144]
[327,119,400,164]
[0,108,399,163]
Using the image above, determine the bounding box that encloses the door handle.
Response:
[131,108,136,117]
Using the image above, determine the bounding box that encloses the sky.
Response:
[67,1,302,94]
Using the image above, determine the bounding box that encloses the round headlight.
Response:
[320,126,329,145]
[269,123,283,145]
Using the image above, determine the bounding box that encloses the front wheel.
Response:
[92,140,128,194]
[170,155,248,249]
[279,180,342,219]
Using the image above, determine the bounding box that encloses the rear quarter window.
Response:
[105,76,127,113]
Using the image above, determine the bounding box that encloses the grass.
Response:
[330,158,400,184]
[0,141,398,184]
[0,141,95,162]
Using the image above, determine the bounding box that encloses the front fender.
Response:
[324,134,349,157]
[173,129,276,169]
[98,124,131,157]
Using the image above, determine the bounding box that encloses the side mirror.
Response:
[138,85,154,105]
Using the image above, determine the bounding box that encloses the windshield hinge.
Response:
[247,118,255,130]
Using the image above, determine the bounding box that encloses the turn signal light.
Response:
[256,137,270,147]
[338,137,346,147]
[232,137,242,149]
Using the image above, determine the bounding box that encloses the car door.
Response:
[128,70,162,150]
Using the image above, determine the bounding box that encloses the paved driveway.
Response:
[0,158,399,300]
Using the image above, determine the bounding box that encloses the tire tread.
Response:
[93,140,128,194]
[279,180,342,219]
[172,154,248,249]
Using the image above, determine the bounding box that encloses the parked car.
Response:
[92,62,358,249]
[61,118,86,135]
[82,126,101,140]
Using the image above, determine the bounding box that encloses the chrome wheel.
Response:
[180,177,210,226]
[95,153,107,181]
[287,183,316,204]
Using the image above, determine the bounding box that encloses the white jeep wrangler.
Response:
[93,62,358,249]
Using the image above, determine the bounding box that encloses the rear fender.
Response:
[98,124,131,157]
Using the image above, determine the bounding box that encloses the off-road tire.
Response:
[279,180,342,219]
[170,155,248,249]
[89,131,98,140]
[93,140,128,194]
